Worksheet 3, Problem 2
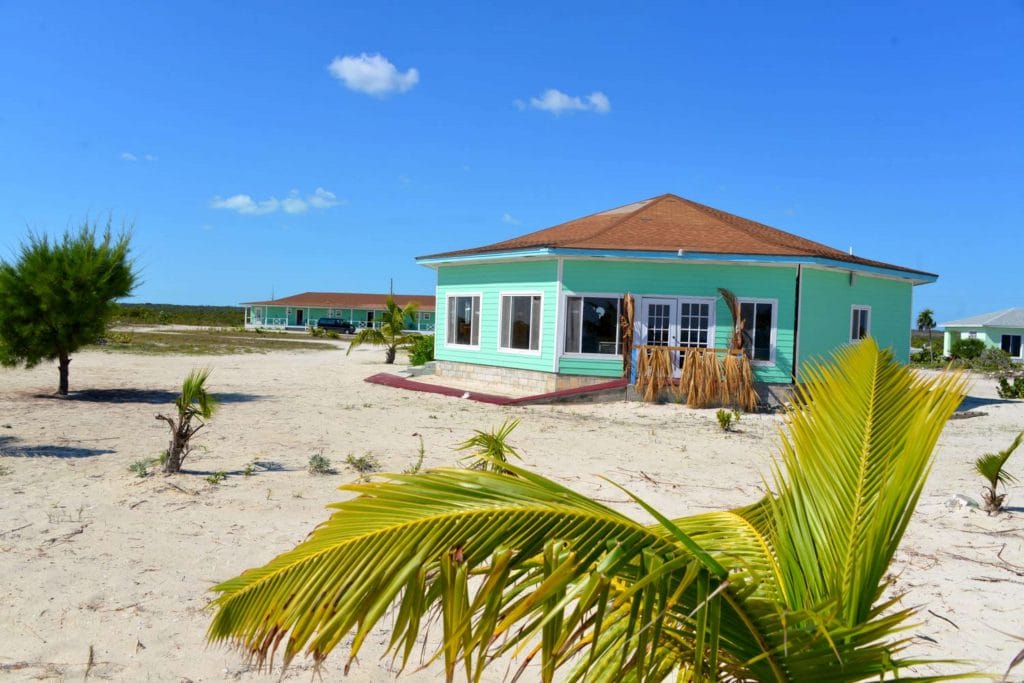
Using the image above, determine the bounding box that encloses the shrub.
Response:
[308,453,335,475]
[128,459,153,478]
[344,452,379,474]
[997,374,1024,399]
[716,408,740,431]
[972,347,1014,373]
[950,337,985,360]
[408,334,435,366]
[206,470,227,485]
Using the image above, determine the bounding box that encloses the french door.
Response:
[638,297,715,376]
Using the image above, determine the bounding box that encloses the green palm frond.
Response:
[346,295,422,362]
[207,339,970,681]
[177,367,217,420]
[345,326,386,354]
[974,431,1024,490]
[456,418,522,473]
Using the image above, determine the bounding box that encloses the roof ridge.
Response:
[559,193,674,247]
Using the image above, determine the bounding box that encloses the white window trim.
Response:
[497,291,544,356]
[444,292,482,350]
[561,291,625,359]
[850,305,871,343]
[738,297,778,366]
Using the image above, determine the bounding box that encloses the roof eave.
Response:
[417,247,937,284]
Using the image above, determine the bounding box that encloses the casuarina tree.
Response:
[0,222,136,395]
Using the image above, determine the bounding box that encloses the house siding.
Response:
[943,326,1024,358]
[561,260,797,383]
[435,260,559,373]
[797,268,912,372]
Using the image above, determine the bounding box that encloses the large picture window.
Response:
[850,306,870,342]
[565,296,622,354]
[446,295,480,347]
[1003,334,1022,358]
[500,294,542,352]
[740,300,775,362]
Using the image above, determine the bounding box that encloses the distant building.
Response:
[941,308,1024,359]
[416,193,936,393]
[241,292,436,332]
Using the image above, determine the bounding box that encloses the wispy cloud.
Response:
[327,53,419,96]
[502,212,521,225]
[516,88,611,115]
[121,151,158,162]
[210,188,343,216]
[307,187,341,209]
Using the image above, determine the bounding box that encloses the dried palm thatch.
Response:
[718,287,745,352]
[634,345,672,402]
[723,351,758,412]
[634,344,758,411]
[620,293,635,378]
[680,348,722,408]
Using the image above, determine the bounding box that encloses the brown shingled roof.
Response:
[420,193,934,278]
[241,292,435,311]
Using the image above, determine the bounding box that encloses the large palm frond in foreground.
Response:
[208,340,969,681]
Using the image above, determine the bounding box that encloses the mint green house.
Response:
[940,308,1024,360]
[241,292,435,332]
[416,194,936,394]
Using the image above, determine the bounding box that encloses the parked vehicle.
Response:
[316,318,356,334]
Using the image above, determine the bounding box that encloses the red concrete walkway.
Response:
[364,373,627,406]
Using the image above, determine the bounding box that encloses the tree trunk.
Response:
[163,430,187,474]
[385,346,397,364]
[58,352,71,396]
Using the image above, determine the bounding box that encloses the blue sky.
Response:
[0,1,1020,323]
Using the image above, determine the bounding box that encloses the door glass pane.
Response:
[753,303,772,360]
[646,303,671,346]
[678,300,711,349]
[565,297,582,353]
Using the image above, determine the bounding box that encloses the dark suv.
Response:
[316,318,356,334]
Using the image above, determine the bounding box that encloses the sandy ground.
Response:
[1,343,1022,681]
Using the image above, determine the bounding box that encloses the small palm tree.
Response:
[346,296,422,364]
[207,340,970,681]
[975,431,1023,514]
[917,308,937,360]
[155,368,218,474]
[456,418,522,474]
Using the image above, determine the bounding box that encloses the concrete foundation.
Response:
[434,360,617,395]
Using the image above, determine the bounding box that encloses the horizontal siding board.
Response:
[798,268,913,370]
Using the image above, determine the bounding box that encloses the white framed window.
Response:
[499,293,542,353]
[564,295,623,356]
[739,298,777,364]
[678,298,715,349]
[1002,334,1022,358]
[850,305,871,342]
[446,294,481,348]
[966,331,977,339]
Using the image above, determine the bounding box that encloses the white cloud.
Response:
[210,188,342,215]
[521,88,611,115]
[502,212,521,225]
[307,187,341,209]
[120,152,137,162]
[281,191,308,215]
[144,153,158,162]
[327,53,419,96]
[210,194,279,215]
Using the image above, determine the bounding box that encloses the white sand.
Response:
[1,343,1022,680]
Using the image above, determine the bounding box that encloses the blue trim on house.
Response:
[416,248,936,284]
